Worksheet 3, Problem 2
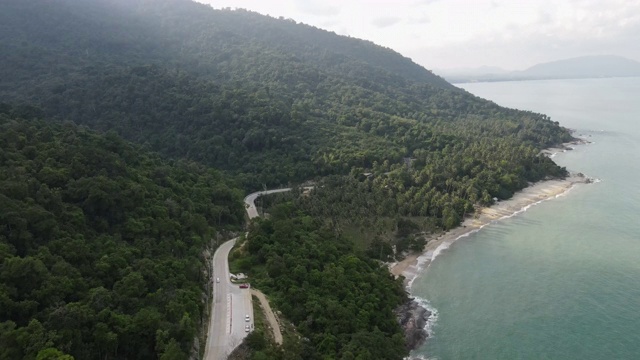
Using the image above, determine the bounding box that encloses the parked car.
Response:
[245,314,250,322]
[239,283,249,289]
[245,324,250,332]
[216,277,220,283]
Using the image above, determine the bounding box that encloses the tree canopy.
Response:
[0,0,572,190]
[236,205,407,359]
[0,105,243,359]
[0,1,577,359]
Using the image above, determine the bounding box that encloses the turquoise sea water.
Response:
[411,78,640,360]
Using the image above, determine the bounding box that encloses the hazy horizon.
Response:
[197,0,640,72]
[435,54,640,75]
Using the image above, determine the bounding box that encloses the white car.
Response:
[245,314,250,322]
[216,277,220,283]
[245,324,250,332]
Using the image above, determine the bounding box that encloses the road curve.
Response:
[203,238,254,360]
[244,187,313,219]
[204,238,234,360]
[206,187,311,359]
[244,188,293,219]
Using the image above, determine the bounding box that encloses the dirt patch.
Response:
[250,289,283,345]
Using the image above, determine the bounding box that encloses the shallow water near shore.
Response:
[410,77,640,359]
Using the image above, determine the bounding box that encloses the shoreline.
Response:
[390,173,590,287]
[391,136,593,288]
[392,171,593,354]
[390,137,595,356]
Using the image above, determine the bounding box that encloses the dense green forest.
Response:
[232,205,407,359]
[294,137,567,254]
[0,0,577,359]
[0,105,244,359]
[0,0,572,189]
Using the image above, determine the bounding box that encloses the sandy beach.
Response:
[390,173,590,286]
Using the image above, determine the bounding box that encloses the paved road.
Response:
[203,238,254,360]
[244,188,294,219]
[205,187,312,359]
[244,187,313,219]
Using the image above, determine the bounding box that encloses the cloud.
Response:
[199,0,640,70]
[411,16,640,71]
[411,0,442,5]
[318,19,340,28]
[372,16,402,28]
[537,9,552,24]
[293,0,340,17]
[407,0,640,70]
[409,14,431,24]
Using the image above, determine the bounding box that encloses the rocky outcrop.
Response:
[395,299,431,351]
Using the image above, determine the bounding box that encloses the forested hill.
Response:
[0,0,453,90]
[0,104,244,359]
[0,1,577,359]
[0,0,571,189]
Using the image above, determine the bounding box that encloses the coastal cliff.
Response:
[395,299,431,350]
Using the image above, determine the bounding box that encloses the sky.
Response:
[195,0,640,72]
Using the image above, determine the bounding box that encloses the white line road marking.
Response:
[227,294,232,334]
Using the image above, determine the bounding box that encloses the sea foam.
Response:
[402,296,440,360]
[413,295,439,338]
[410,178,589,282]
[405,176,597,357]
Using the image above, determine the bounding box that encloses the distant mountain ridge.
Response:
[0,0,570,189]
[0,0,576,359]
[436,66,510,78]
[441,55,640,83]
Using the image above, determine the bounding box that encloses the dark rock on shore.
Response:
[395,298,431,351]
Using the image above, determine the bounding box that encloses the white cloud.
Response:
[372,16,402,28]
[293,0,340,17]
[197,0,640,70]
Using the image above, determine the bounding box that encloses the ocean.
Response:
[410,77,640,359]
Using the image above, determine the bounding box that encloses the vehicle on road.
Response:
[245,314,250,322]
[216,277,220,283]
[245,324,250,332]
[239,283,249,289]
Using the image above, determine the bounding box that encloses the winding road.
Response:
[243,188,297,219]
[204,188,306,359]
[203,238,254,360]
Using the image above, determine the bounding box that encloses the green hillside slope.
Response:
[0,1,578,358]
[0,105,243,359]
[0,0,571,189]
